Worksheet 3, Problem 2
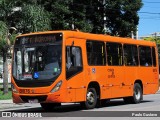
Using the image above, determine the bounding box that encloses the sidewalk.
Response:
[0,99,35,111]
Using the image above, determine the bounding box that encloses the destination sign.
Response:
[15,33,62,45]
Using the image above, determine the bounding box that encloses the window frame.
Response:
[139,45,152,67]
[106,42,123,66]
[86,40,106,66]
[66,46,83,79]
[151,47,157,67]
[123,44,139,66]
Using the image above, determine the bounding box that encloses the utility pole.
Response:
[136,26,138,39]
[131,31,134,39]
[155,32,157,44]
[103,0,107,34]
[151,32,158,44]
[71,0,75,30]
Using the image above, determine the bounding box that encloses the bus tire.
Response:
[132,83,143,103]
[124,83,142,104]
[81,87,97,109]
[40,103,61,111]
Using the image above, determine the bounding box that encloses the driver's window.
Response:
[66,46,82,79]
[13,49,22,79]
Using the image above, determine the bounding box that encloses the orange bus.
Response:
[11,30,159,110]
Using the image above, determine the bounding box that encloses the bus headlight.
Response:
[11,83,18,93]
[51,81,62,93]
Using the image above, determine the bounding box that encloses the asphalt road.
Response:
[1,93,160,119]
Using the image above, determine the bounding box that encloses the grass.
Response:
[0,90,12,100]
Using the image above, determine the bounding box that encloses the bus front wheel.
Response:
[81,87,97,109]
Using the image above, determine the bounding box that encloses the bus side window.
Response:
[123,44,138,66]
[86,40,106,66]
[106,42,123,66]
[139,46,152,66]
[66,46,83,79]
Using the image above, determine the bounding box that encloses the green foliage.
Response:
[0,0,17,48]
[0,21,8,50]
[143,37,160,44]
[16,4,51,33]
[44,0,72,30]
[9,32,17,45]
[0,90,12,100]
[0,0,143,36]
[104,0,143,37]
[0,0,17,28]
[143,37,154,41]
[72,0,143,36]
[70,0,93,32]
[42,0,93,32]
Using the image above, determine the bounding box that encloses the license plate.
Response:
[19,89,30,94]
[19,89,35,94]
[28,99,38,103]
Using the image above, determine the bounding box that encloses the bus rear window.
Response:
[139,46,152,66]
[152,47,157,67]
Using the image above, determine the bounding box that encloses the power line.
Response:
[140,17,160,20]
[143,1,160,4]
[142,5,160,9]
[138,11,160,15]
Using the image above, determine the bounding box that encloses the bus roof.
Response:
[16,30,156,47]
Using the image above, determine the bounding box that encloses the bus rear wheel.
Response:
[40,103,61,111]
[123,83,142,104]
[81,88,97,109]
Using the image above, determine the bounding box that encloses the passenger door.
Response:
[65,40,85,102]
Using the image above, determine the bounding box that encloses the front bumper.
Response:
[12,89,67,103]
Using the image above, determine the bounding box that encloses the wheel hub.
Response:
[135,88,141,100]
[87,91,95,104]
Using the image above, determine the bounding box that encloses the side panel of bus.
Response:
[105,41,132,98]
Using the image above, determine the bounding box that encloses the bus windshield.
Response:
[13,33,62,81]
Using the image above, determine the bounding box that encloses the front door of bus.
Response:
[66,45,84,102]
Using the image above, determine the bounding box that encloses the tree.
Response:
[41,0,93,32]
[9,0,143,36]
[84,0,105,33]
[15,4,51,33]
[104,0,143,37]
[43,0,72,30]
[0,0,15,22]
[81,0,143,36]
[0,0,17,94]
[143,36,160,44]
[0,21,10,94]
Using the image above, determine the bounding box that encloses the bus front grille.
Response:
[20,95,47,102]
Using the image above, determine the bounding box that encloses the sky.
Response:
[138,0,160,37]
